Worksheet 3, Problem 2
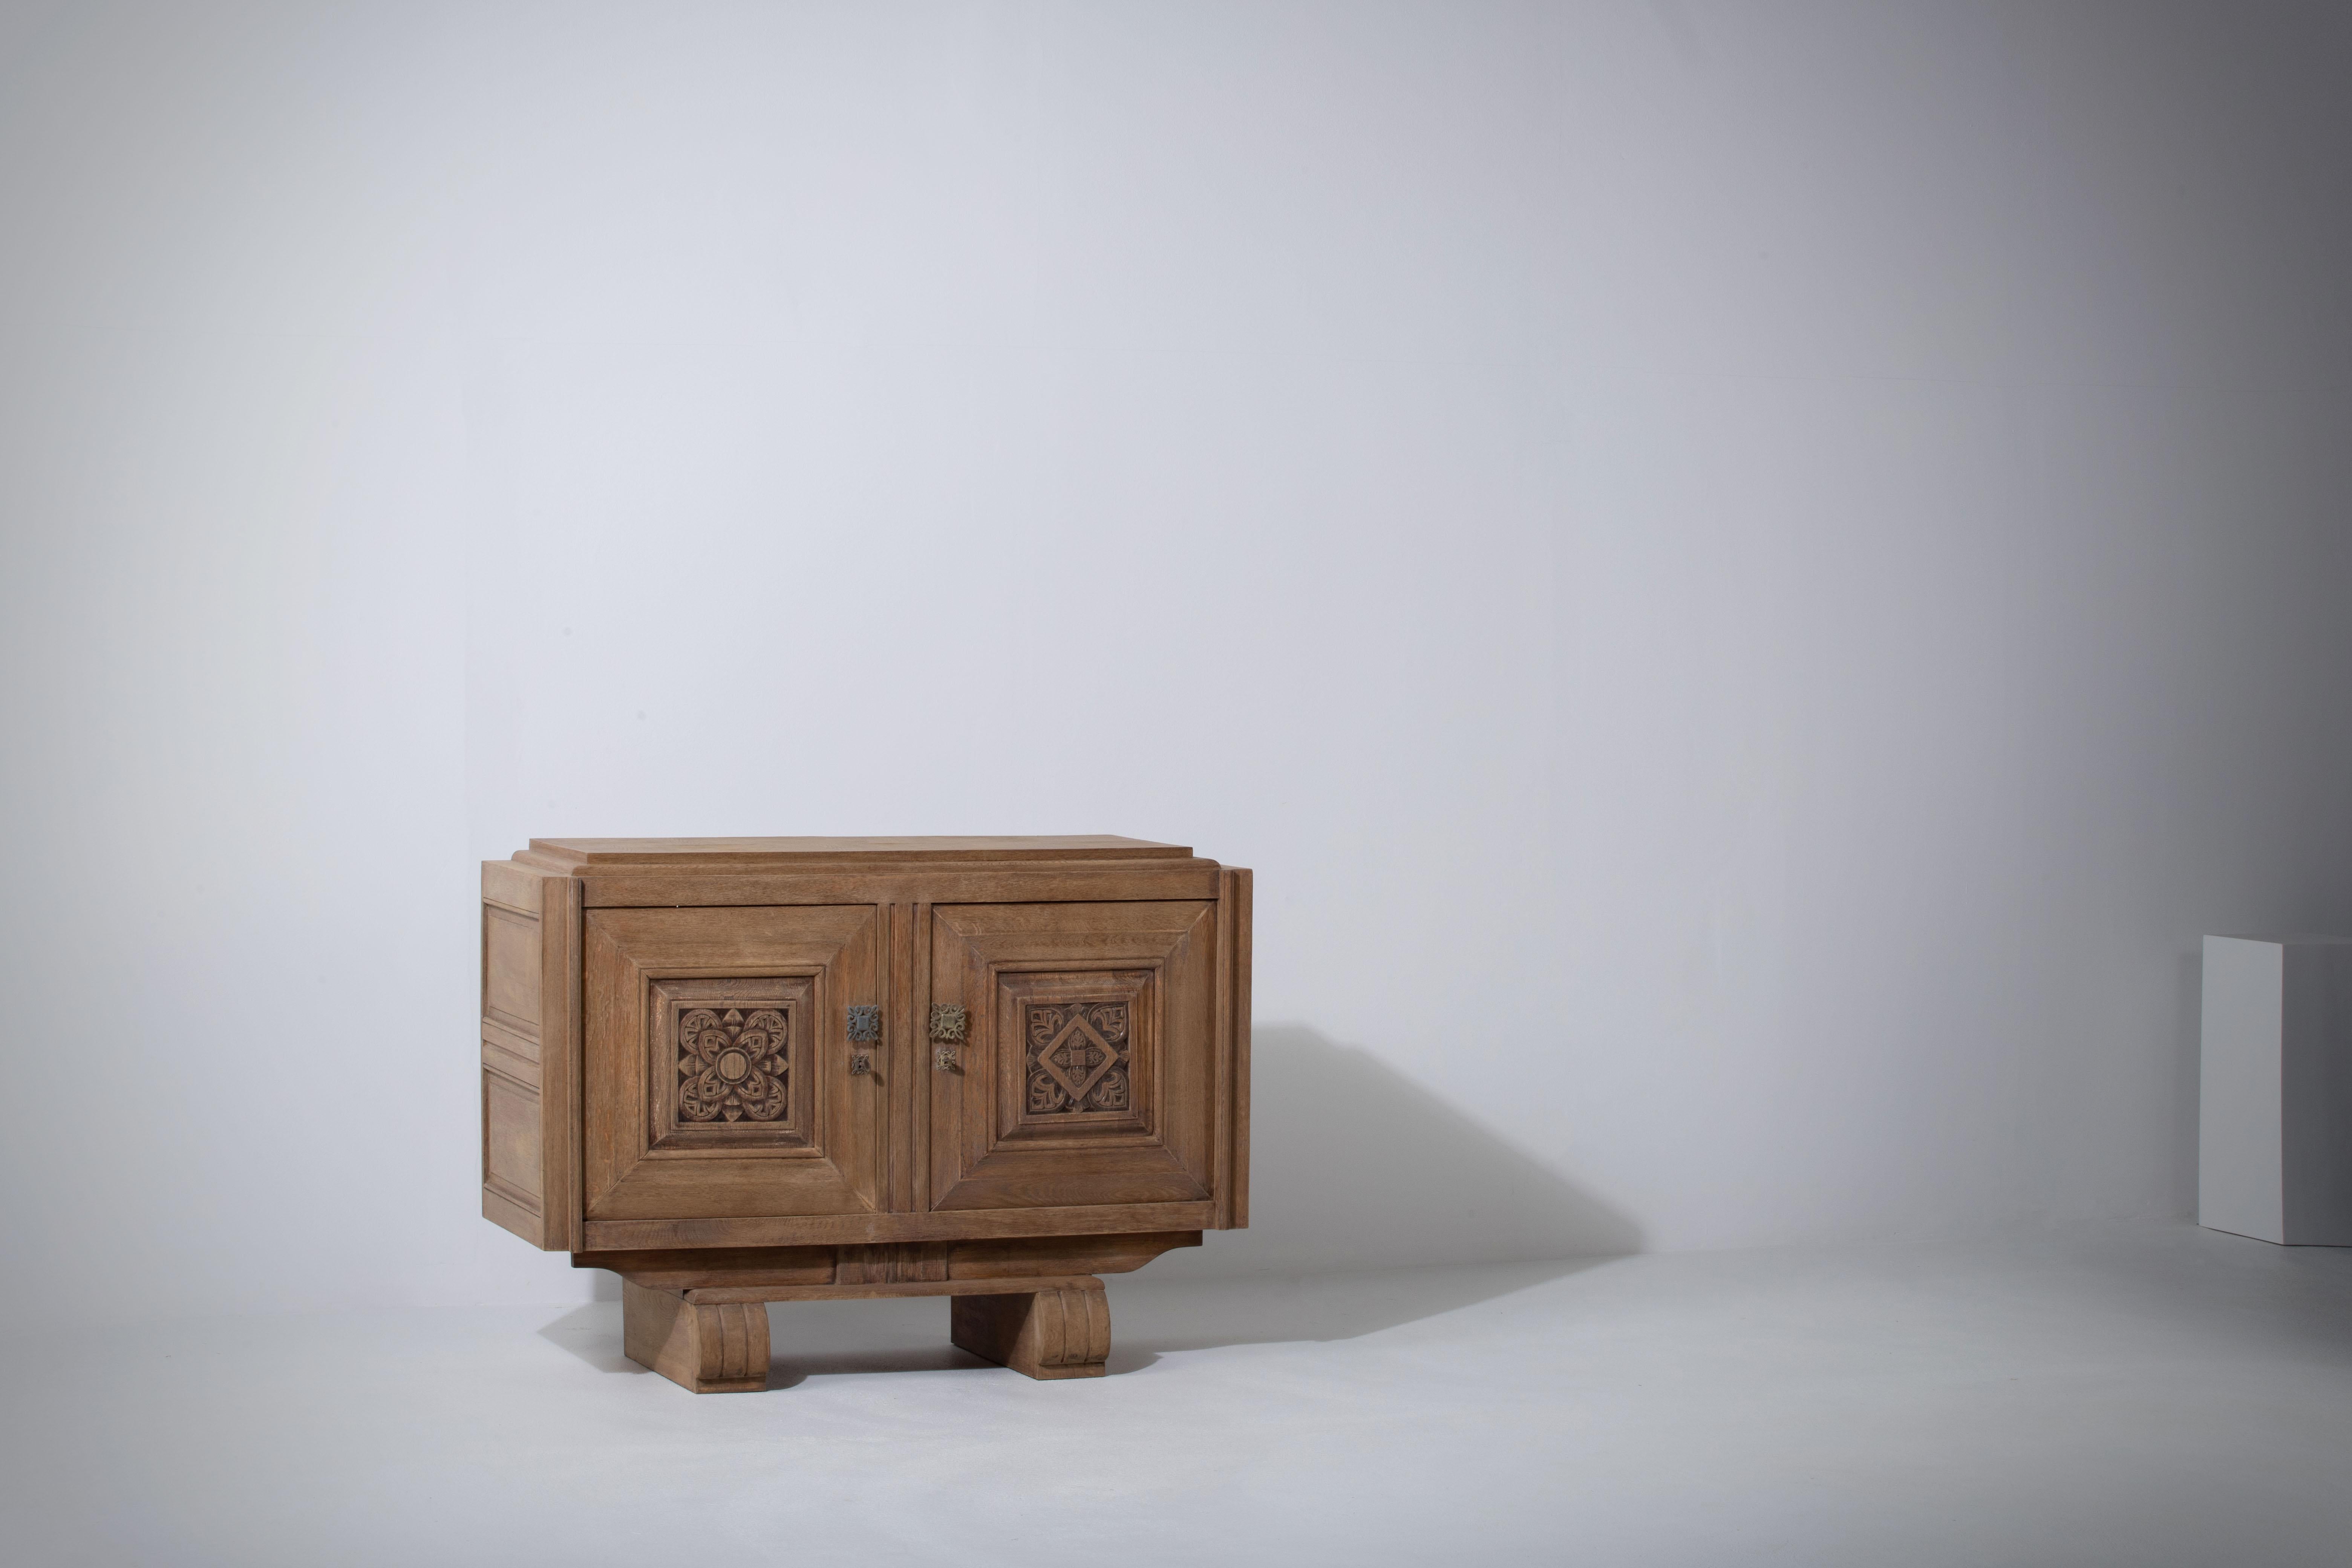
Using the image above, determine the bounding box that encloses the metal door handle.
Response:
[930,1005,966,1071]
[847,1005,880,1075]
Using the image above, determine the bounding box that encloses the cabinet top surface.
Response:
[516,835,1195,870]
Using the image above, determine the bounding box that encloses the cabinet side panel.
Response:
[1218,867,1252,1229]
[479,862,581,1250]
[481,879,544,1246]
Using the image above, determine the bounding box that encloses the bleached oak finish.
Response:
[576,1232,1198,1293]
[622,1280,769,1394]
[481,836,1250,1389]
[521,835,1200,865]
[951,1283,1113,1380]
[479,865,580,1250]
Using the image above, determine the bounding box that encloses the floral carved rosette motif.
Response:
[676,1006,789,1123]
[1025,1001,1131,1115]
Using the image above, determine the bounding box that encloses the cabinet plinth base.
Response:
[612,1243,1147,1390]
[951,1283,1112,1380]
[622,1280,769,1393]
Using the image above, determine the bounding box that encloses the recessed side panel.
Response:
[483,906,541,1037]
[484,1071,544,1209]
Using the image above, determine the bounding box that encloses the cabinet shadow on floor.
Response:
[1108,1024,1641,1358]
[539,1024,1640,1384]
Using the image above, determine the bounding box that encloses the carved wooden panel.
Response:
[648,977,812,1150]
[995,969,1155,1142]
[1025,1000,1130,1114]
[681,1008,787,1121]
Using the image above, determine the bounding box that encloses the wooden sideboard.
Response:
[481,836,1251,1390]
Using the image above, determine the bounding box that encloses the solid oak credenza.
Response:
[481,836,1251,1390]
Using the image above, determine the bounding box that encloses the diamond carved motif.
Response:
[1024,1002,1131,1115]
[677,1007,788,1123]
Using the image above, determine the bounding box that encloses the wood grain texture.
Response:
[609,1247,1171,1390]
[582,1199,1217,1251]
[481,1184,541,1244]
[913,896,936,1220]
[928,901,1217,1215]
[940,1230,1198,1278]
[482,1072,542,1208]
[480,858,547,915]
[478,863,583,1250]
[622,1280,769,1393]
[481,1016,538,1080]
[545,874,585,1251]
[684,1278,1104,1305]
[1217,866,1253,1229]
[525,836,1194,869]
[482,907,541,1033]
[575,865,1221,909]
[571,1232,1199,1291]
[583,905,881,1222]
[887,901,917,1217]
[951,1283,1112,1380]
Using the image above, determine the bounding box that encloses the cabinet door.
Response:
[585,906,882,1221]
[927,901,1217,1212]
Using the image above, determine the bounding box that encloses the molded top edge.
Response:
[516,835,1196,870]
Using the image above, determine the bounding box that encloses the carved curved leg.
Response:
[623,1280,769,1393]
[950,1280,1110,1380]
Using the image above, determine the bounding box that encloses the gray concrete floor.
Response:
[6,1224,2350,1565]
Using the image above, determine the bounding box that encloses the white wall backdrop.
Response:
[3,0,2348,1322]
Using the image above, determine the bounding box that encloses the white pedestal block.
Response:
[2199,935,2352,1245]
